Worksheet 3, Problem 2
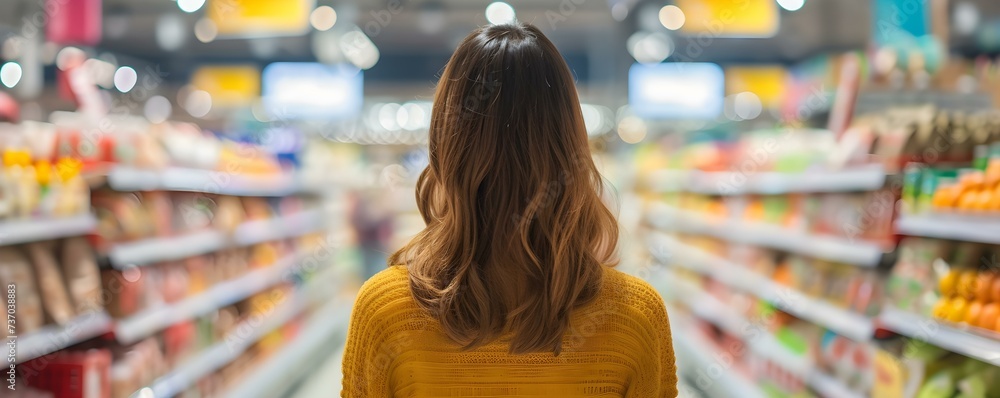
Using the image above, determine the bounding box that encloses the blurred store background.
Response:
[1,0,1000,397]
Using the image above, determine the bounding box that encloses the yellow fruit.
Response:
[948,297,969,322]
[957,270,979,299]
[932,298,950,320]
[939,270,960,296]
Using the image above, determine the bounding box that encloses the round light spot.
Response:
[954,2,980,36]
[156,14,187,51]
[611,3,629,21]
[659,5,685,30]
[184,90,212,118]
[144,96,172,124]
[378,103,401,131]
[194,18,218,43]
[776,0,805,12]
[617,116,647,144]
[0,62,22,88]
[113,66,138,93]
[310,6,338,31]
[178,0,206,13]
[734,91,762,120]
[485,2,516,25]
[55,46,86,71]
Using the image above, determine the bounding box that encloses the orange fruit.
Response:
[957,190,979,210]
[947,297,969,322]
[932,186,961,208]
[978,303,1000,329]
[992,277,1000,302]
[957,270,979,298]
[939,270,961,296]
[976,273,997,300]
[965,301,985,325]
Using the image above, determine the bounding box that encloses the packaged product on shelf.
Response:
[25,241,76,324]
[61,237,103,314]
[21,349,112,398]
[0,247,45,332]
[874,339,1000,398]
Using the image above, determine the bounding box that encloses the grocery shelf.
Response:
[139,294,308,398]
[0,214,96,246]
[16,311,113,363]
[664,276,865,398]
[649,232,876,342]
[647,202,886,267]
[646,165,887,195]
[222,298,353,398]
[896,214,1000,245]
[672,325,766,398]
[107,209,326,268]
[234,208,326,246]
[108,166,315,197]
[879,307,1000,367]
[114,251,316,345]
[108,229,227,268]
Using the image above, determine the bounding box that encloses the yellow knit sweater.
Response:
[341,266,678,397]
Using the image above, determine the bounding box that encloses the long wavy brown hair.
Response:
[388,23,619,355]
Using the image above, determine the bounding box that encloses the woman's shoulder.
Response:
[352,265,417,318]
[597,267,668,318]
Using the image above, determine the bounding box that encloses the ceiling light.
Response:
[776,0,805,12]
[178,0,206,13]
[485,2,516,25]
[310,6,338,31]
[0,62,23,88]
[659,5,685,30]
[113,66,138,93]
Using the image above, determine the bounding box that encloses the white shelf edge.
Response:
[16,311,112,363]
[108,210,325,268]
[222,298,353,398]
[0,214,96,246]
[234,209,326,246]
[896,215,1000,245]
[108,229,227,268]
[647,202,885,267]
[143,295,308,398]
[647,166,887,195]
[108,167,312,197]
[880,308,1000,367]
[115,251,317,345]
[649,232,875,342]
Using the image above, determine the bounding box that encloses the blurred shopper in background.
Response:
[341,23,677,397]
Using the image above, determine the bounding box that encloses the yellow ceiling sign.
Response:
[208,0,313,36]
[191,65,261,108]
[676,0,779,37]
[726,66,788,108]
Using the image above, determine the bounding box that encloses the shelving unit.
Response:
[879,307,1000,367]
[896,214,1000,245]
[645,165,887,195]
[222,298,353,398]
[671,323,767,398]
[647,202,887,267]
[0,214,96,246]
[107,208,326,268]
[649,232,876,342]
[114,250,320,344]
[16,311,113,363]
[663,275,866,398]
[138,294,307,398]
[107,167,316,197]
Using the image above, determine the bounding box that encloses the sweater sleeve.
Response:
[341,275,392,398]
[652,296,679,397]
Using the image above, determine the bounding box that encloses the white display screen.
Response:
[628,62,724,120]
[262,62,363,120]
